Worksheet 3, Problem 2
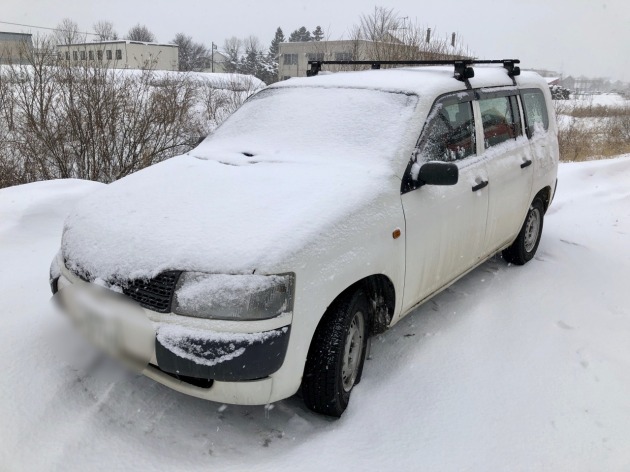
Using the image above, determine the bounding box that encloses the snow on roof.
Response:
[273,66,546,98]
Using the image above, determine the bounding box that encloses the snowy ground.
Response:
[1,156,629,471]
[569,92,629,108]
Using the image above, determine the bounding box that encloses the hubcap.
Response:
[524,207,541,253]
[341,311,365,392]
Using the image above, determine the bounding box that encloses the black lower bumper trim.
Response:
[155,326,290,382]
[50,276,59,295]
[154,365,215,389]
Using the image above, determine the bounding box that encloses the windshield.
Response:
[194,86,418,166]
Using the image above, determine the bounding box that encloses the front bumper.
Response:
[51,255,292,405]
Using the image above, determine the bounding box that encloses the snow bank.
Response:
[0,179,103,236]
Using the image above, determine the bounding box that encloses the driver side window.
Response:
[417,100,476,162]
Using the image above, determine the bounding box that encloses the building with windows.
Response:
[57,40,178,71]
[0,32,33,64]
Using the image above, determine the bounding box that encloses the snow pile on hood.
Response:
[61,155,389,281]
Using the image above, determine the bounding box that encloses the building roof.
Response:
[0,31,33,40]
[59,40,177,48]
[542,77,560,85]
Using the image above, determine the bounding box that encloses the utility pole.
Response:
[211,41,217,72]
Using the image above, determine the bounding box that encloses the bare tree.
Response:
[342,6,473,69]
[93,21,119,41]
[126,24,156,42]
[54,18,85,45]
[172,33,208,71]
[358,6,400,41]
[222,37,242,73]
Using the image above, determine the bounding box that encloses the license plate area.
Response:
[56,283,155,370]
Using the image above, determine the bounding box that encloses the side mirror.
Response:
[417,162,459,186]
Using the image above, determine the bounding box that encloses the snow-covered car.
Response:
[50,60,559,417]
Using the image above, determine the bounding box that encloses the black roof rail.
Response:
[306,59,521,86]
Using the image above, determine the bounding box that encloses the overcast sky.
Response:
[2,0,629,80]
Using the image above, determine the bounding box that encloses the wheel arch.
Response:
[534,186,552,212]
[314,274,396,340]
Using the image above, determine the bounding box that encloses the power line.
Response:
[0,19,98,36]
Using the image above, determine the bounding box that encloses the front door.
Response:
[400,93,489,315]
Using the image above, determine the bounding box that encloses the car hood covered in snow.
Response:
[61,154,393,281]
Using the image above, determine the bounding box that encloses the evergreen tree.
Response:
[312,26,324,41]
[269,27,285,59]
[289,26,312,42]
[266,27,284,84]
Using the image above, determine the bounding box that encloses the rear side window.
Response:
[479,96,520,149]
[521,89,549,138]
[418,101,476,162]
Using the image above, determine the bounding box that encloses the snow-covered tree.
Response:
[126,24,156,42]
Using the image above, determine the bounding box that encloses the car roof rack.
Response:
[306,59,521,87]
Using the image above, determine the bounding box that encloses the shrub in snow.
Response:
[0,37,262,188]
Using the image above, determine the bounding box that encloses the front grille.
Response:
[122,271,181,313]
[65,259,181,313]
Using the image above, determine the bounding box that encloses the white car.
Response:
[50,60,559,417]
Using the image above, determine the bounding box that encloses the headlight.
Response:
[172,272,294,321]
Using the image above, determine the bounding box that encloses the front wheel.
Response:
[503,197,545,265]
[301,289,369,417]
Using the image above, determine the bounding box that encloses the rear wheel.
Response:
[302,289,369,417]
[503,197,544,265]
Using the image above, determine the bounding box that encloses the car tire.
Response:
[301,289,369,417]
[502,197,545,265]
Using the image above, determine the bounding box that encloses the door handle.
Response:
[472,180,488,192]
[520,160,532,169]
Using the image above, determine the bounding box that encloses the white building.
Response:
[0,31,33,64]
[202,50,230,73]
[57,40,178,71]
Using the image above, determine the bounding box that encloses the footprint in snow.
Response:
[556,320,574,330]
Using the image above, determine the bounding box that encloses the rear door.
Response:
[400,92,489,314]
[477,91,534,255]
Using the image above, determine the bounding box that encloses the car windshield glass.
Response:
[195,86,418,166]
